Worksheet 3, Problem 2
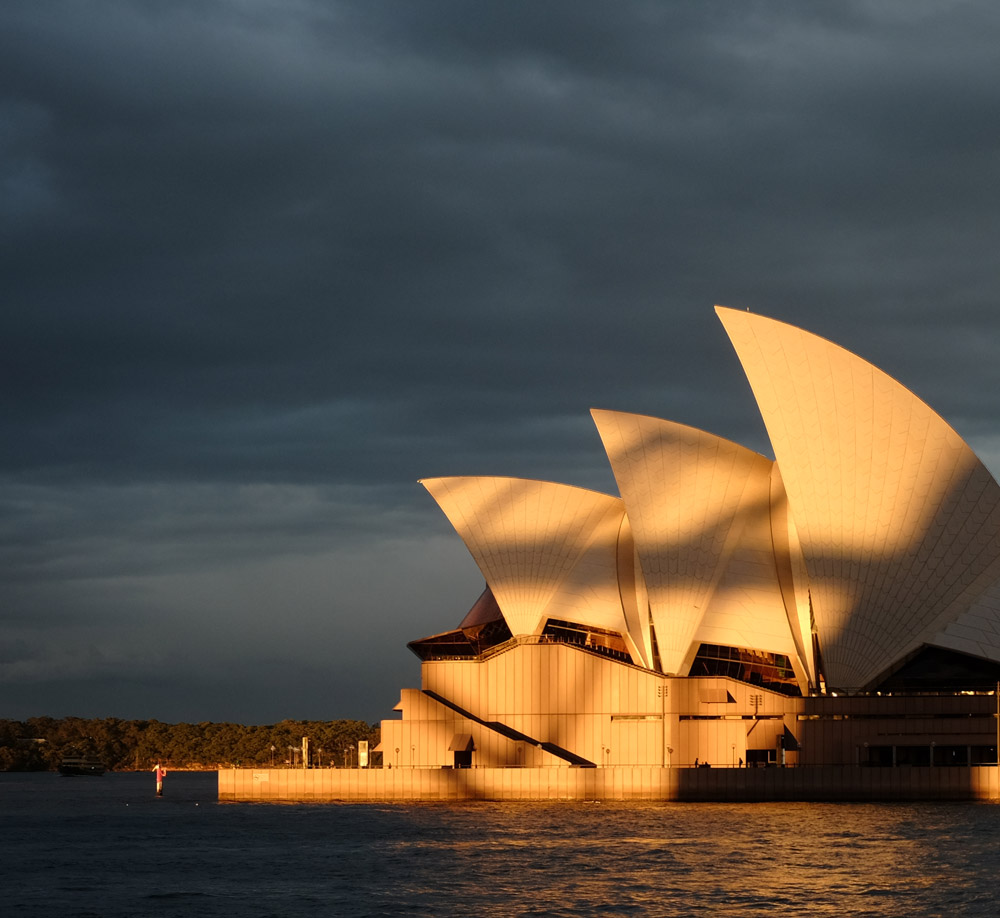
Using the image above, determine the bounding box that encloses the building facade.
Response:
[375,307,1000,785]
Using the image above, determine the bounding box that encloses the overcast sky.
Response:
[4,0,1000,725]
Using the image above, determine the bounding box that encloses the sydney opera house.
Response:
[221,307,1000,800]
[376,307,1000,779]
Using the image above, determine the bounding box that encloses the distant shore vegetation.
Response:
[0,717,380,771]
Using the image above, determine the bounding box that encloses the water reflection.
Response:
[3,775,996,917]
[371,802,997,917]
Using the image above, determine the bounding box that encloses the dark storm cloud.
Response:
[3,0,1000,722]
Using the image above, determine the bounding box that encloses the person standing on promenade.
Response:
[153,763,166,796]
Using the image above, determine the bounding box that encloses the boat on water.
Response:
[57,756,106,776]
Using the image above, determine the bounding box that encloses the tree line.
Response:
[0,716,380,771]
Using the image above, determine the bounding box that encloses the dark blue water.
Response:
[3,771,998,917]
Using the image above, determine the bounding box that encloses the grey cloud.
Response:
[3,0,1000,721]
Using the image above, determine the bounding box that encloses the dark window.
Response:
[690,644,802,696]
[541,620,633,664]
[971,745,998,765]
[875,646,1000,693]
[408,597,513,661]
[863,745,894,767]
[408,629,479,661]
[932,745,969,767]
[895,746,931,767]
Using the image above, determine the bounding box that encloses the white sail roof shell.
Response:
[420,476,637,648]
[717,306,1000,689]
[591,409,803,681]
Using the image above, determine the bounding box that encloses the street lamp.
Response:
[270,745,275,767]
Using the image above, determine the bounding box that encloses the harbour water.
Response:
[3,771,998,917]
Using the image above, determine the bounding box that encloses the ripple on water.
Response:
[4,776,1000,917]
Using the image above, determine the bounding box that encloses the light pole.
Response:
[270,745,275,767]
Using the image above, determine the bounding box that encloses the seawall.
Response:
[218,765,1000,803]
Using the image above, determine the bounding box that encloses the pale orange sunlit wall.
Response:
[421,642,666,767]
